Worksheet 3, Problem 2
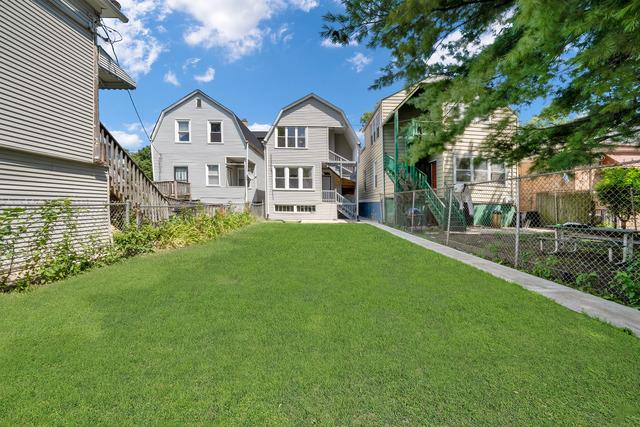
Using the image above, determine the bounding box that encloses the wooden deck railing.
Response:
[153,181,191,200]
[95,123,169,209]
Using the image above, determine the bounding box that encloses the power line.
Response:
[98,20,157,153]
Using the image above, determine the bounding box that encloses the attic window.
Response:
[196,98,202,108]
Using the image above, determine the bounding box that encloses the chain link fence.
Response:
[382,161,640,307]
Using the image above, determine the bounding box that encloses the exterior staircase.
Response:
[383,154,466,229]
[326,150,356,181]
[322,190,357,220]
[94,123,171,212]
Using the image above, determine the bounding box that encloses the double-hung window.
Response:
[454,154,506,184]
[273,166,313,190]
[208,121,222,143]
[206,164,220,186]
[276,127,306,148]
[176,120,190,142]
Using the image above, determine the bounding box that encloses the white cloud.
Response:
[182,57,201,71]
[163,70,180,86]
[347,52,372,72]
[289,0,318,12]
[249,123,271,131]
[163,0,318,61]
[321,37,358,48]
[112,130,144,150]
[356,130,364,143]
[426,9,513,66]
[269,24,293,44]
[101,0,164,77]
[194,67,216,83]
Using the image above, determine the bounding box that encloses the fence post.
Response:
[446,188,453,245]
[124,200,130,228]
[135,206,141,230]
[411,190,416,230]
[514,177,521,268]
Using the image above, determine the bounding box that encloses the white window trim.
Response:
[453,154,506,185]
[206,164,222,187]
[272,166,314,191]
[175,119,191,143]
[274,127,308,149]
[207,120,224,144]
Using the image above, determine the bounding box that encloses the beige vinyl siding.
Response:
[152,94,264,204]
[0,0,96,164]
[438,110,517,202]
[380,90,407,123]
[358,106,385,202]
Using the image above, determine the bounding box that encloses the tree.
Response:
[129,146,153,180]
[323,1,640,171]
[595,168,640,229]
[360,111,373,128]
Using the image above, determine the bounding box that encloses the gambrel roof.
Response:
[150,89,263,155]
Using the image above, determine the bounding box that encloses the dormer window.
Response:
[196,98,202,108]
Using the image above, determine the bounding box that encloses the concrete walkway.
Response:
[366,221,640,337]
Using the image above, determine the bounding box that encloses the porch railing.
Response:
[94,123,169,210]
[154,181,191,200]
[327,150,356,178]
[322,190,337,202]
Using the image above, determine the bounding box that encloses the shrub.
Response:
[610,258,640,306]
[532,256,559,280]
[595,168,640,229]
[1,201,254,292]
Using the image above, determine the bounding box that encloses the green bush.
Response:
[1,202,254,292]
[532,256,559,280]
[595,168,640,229]
[610,258,640,306]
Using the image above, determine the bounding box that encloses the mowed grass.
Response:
[1,224,639,425]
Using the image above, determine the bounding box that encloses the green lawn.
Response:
[1,224,639,425]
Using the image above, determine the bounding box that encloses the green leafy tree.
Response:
[360,111,373,128]
[323,0,640,170]
[595,167,640,229]
[129,146,153,180]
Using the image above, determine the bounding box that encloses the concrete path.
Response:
[366,221,640,337]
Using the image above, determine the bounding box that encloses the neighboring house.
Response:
[0,1,135,229]
[263,94,359,220]
[151,90,265,205]
[358,83,517,225]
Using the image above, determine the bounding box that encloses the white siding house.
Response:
[151,90,265,204]
[264,94,359,220]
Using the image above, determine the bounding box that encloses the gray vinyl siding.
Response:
[266,98,356,220]
[0,147,111,273]
[0,0,97,164]
[152,94,264,204]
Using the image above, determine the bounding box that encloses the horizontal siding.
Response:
[278,99,343,128]
[380,90,406,123]
[153,94,264,203]
[0,0,96,163]
[0,147,111,277]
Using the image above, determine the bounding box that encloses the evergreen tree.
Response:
[323,0,640,170]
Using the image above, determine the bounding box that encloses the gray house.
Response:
[264,94,359,220]
[151,91,265,205]
[0,1,135,230]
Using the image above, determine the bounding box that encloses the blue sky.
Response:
[99,0,539,151]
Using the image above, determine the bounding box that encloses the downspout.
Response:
[244,140,249,204]
[394,110,399,193]
[355,147,360,220]
[264,140,269,219]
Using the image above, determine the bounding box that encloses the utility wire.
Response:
[98,20,157,153]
